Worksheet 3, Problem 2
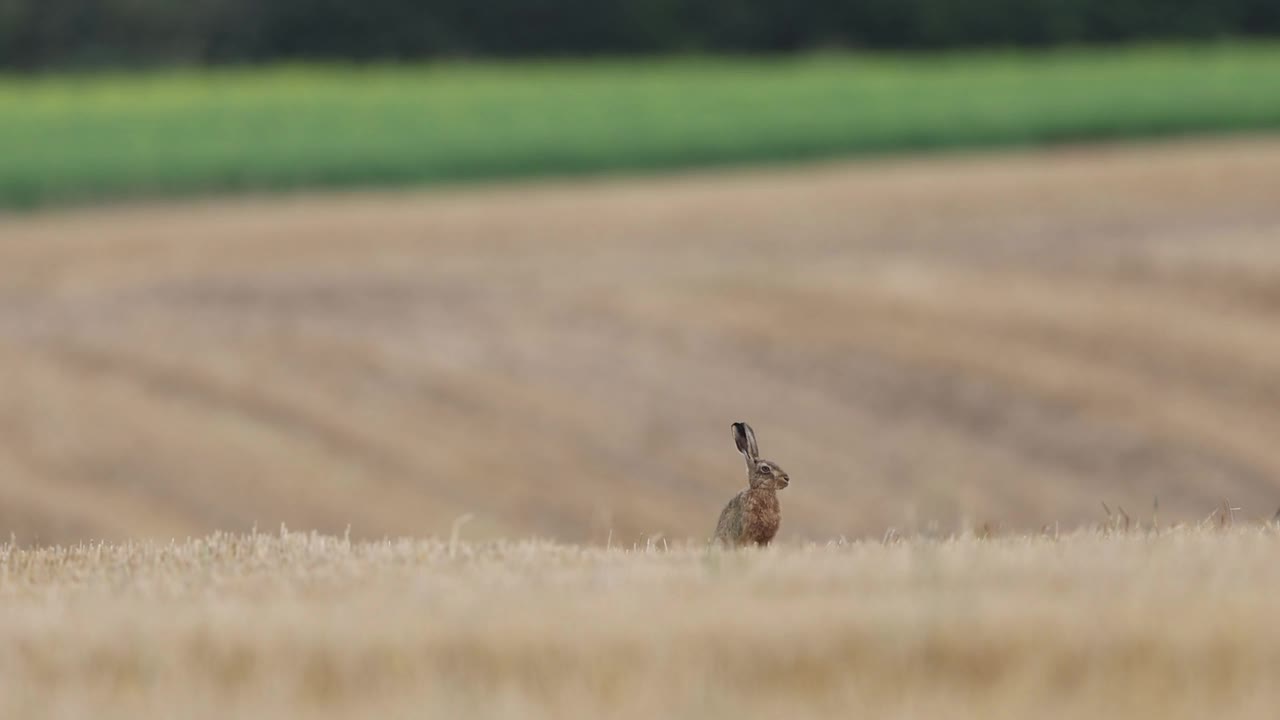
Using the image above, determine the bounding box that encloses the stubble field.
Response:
[3,129,1280,719]
[3,526,1279,719]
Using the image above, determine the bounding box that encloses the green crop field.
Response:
[2,43,1280,208]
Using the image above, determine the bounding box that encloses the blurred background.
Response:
[3,0,1280,67]
[2,1,1280,545]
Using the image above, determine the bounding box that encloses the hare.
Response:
[713,422,791,547]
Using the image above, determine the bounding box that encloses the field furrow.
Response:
[2,137,1280,543]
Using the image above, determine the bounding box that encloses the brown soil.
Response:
[3,137,1280,544]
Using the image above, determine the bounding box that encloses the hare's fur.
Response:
[713,422,790,547]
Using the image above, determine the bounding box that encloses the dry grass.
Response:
[2,527,1279,719]
[3,137,1280,545]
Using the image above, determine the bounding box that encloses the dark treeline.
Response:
[3,0,1279,69]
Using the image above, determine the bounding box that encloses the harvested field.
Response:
[2,137,1280,544]
[2,528,1279,719]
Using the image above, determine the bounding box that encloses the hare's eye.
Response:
[758,464,772,474]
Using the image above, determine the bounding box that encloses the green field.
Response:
[3,43,1280,208]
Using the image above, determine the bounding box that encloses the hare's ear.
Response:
[732,422,759,463]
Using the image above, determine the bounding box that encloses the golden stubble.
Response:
[1,526,1280,719]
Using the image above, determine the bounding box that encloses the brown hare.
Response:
[713,422,790,547]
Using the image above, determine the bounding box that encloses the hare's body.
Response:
[714,487,781,546]
[713,422,790,548]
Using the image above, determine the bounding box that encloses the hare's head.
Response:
[732,422,790,491]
